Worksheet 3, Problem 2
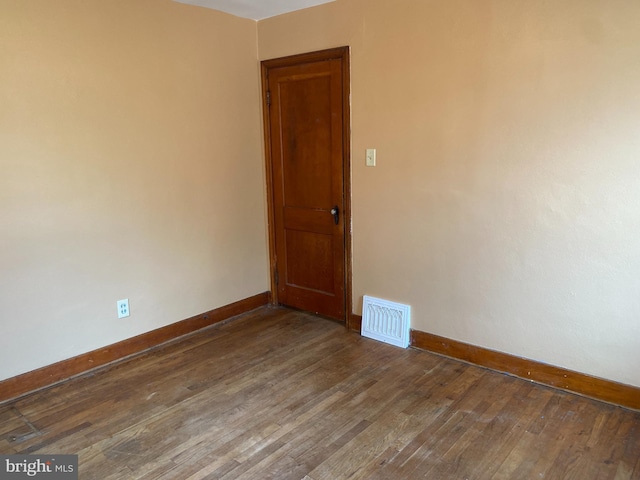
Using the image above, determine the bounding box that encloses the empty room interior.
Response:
[1,0,640,478]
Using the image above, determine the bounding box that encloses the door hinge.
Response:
[274,267,279,286]
[266,90,271,106]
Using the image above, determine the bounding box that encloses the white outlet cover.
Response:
[117,299,130,319]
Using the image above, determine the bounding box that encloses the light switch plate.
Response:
[366,148,376,167]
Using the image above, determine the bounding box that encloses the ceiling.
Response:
[173,0,335,21]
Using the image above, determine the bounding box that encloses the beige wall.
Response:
[259,0,640,387]
[0,0,268,381]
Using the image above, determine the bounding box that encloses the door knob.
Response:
[330,206,339,225]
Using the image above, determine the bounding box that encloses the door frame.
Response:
[260,46,353,328]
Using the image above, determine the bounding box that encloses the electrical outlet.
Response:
[117,299,130,319]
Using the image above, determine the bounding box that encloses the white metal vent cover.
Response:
[361,295,411,348]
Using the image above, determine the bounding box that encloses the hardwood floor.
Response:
[1,307,639,479]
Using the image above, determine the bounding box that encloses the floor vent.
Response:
[361,296,411,348]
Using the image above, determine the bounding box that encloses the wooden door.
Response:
[262,48,350,321]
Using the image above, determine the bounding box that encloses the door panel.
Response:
[280,76,333,209]
[285,230,333,293]
[265,54,347,320]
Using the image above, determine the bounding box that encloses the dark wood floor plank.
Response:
[419,378,534,479]
[494,385,560,474]
[375,367,491,475]
[1,306,638,480]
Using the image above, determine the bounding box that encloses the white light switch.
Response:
[366,148,376,167]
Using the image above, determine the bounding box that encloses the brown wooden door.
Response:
[263,49,349,320]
